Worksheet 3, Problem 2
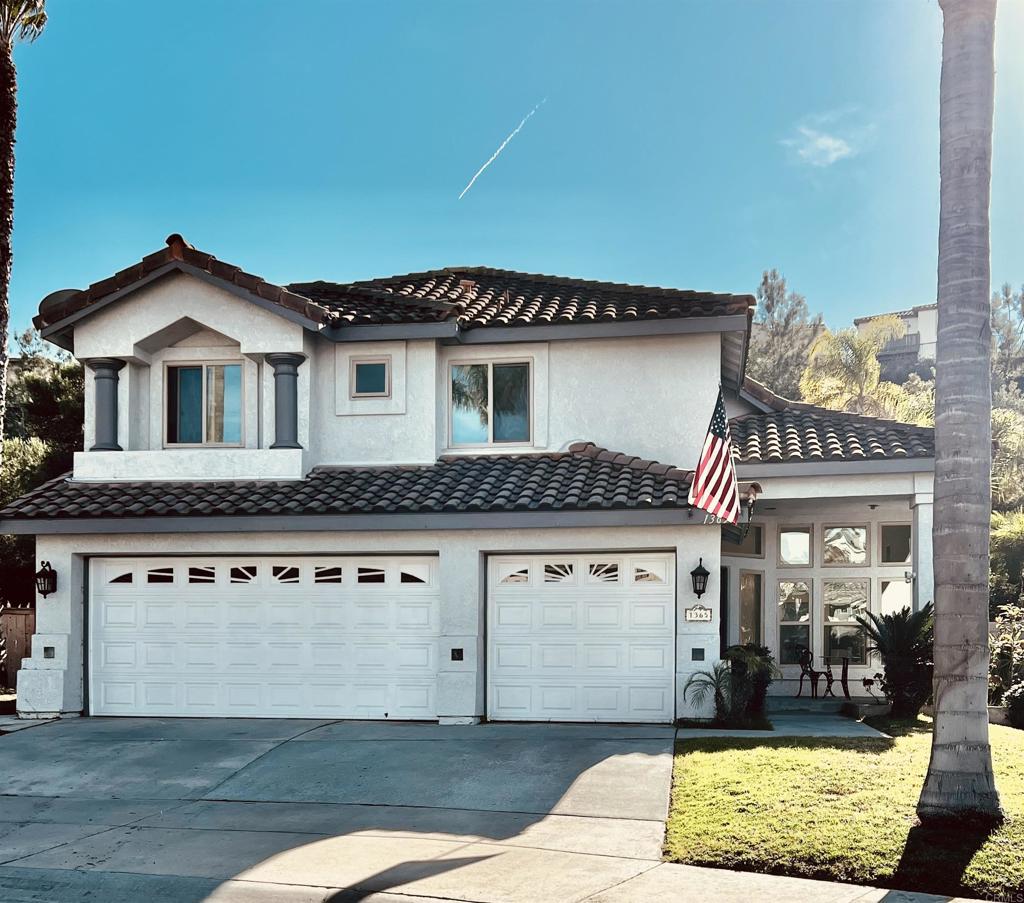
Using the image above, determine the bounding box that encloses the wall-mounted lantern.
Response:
[690,558,710,599]
[35,561,57,598]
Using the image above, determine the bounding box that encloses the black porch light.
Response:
[690,558,710,599]
[35,561,57,598]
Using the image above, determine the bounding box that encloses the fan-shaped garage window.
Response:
[188,566,216,584]
[109,571,133,584]
[272,566,301,584]
[543,563,575,583]
[230,565,257,584]
[147,567,174,584]
[357,567,387,584]
[314,566,343,584]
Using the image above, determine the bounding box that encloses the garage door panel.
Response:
[488,554,675,723]
[90,556,439,719]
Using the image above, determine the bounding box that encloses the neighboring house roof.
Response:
[731,378,934,465]
[36,234,754,339]
[0,442,697,527]
[853,303,936,325]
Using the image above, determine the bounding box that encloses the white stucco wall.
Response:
[18,523,721,721]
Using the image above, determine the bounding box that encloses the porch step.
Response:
[766,696,873,714]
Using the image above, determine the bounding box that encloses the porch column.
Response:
[88,358,125,451]
[911,493,934,610]
[266,353,305,449]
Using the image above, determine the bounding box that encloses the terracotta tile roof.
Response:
[731,378,934,464]
[0,443,695,523]
[35,234,334,330]
[294,266,754,328]
[853,303,936,325]
[35,236,755,333]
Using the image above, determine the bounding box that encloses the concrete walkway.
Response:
[676,712,891,740]
[0,716,976,902]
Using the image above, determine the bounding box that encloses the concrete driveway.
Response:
[0,717,676,902]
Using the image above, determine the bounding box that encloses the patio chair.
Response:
[795,646,822,698]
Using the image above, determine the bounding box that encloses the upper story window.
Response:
[450,361,531,446]
[350,356,391,398]
[166,363,243,446]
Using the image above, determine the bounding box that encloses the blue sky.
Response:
[8,0,1023,334]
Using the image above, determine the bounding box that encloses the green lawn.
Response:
[665,718,1024,899]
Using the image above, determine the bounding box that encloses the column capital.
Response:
[85,357,127,376]
[265,353,306,376]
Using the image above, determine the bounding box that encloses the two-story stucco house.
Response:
[0,235,937,723]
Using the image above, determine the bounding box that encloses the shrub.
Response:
[990,603,1024,705]
[1004,683,1024,729]
[682,662,732,723]
[856,603,934,718]
[723,643,780,717]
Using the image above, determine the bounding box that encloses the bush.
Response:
[990,603,1024,705]
[723,643,780,717]
[683,647,780,726]
[856,603,934,718]
[1004,683,1024,729]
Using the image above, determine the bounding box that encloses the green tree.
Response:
[0,1,46,446]
[919,0,1002,825]
[745,269,823,400]
[991,408,1024,511]
[0,435,46,603]
[991,282,1024,397]
[799,316,910,415]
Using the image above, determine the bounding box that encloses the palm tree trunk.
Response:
[0,41,16,446]
[918,0,1002,825]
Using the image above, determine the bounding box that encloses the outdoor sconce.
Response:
[690,558,710,599]
[35,561,57,598]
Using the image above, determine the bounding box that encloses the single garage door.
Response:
[89,555,439,718]
[487,553,676,722]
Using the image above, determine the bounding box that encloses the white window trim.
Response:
[777,524,814,569]
[448,359,533,448]
[822,524,871,568]
[349,355,392,399]
[878,521,913,566]
[822,577,870,665]
[163,360,245,449]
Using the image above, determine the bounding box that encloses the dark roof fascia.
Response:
[38,262,324,349]
[736,457,936,479]
[0,507,707,536]
[736,388,777,414]
[445,314,750,346]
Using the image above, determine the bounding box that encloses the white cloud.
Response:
[791,126,854,167]
[782,110,873,168]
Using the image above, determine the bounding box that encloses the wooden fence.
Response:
[0,607,36,690]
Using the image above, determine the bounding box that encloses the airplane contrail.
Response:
[458,98,547,200]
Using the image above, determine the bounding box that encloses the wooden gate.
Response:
[1,608,35,689]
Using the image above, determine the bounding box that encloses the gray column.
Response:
[911,494,934,611]
[267,353,305,449]
[88,358,126,452]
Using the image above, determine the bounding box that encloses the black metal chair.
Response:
[795,646,823,698]
[822,656,852,699]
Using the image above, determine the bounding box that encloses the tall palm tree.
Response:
[918,0,1002,825]
[0,2,46,447]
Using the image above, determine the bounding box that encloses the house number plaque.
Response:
[684,604,713,623]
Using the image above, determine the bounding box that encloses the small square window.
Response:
[823,526,868,566]
[779,526,811,567]
[881,525,912,564]
[351,358,390,398]
[730,524,764,558]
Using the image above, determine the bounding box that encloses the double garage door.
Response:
[89,556,441,719]
[89,552,676,722]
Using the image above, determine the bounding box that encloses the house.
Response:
[854,303,937,383]
[0,235,936,722]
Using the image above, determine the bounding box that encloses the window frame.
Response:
[349,355,392,399]
[163,360,245,449]
[879,522,913,566]
[738,569,764,646]
[777,576,812,666]
[777,524,814,569]
[448,358,533,448]
[822,524,871,568]
[822,577,870,666]
[731,523,765,559]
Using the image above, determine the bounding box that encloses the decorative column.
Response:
[88,358,126,451]
[911,493,934,611]
[266,353,305,449]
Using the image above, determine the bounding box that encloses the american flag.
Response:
[688,389,741,525]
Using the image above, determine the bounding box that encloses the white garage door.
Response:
[89,555,439,719]
[487,553,676,723]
